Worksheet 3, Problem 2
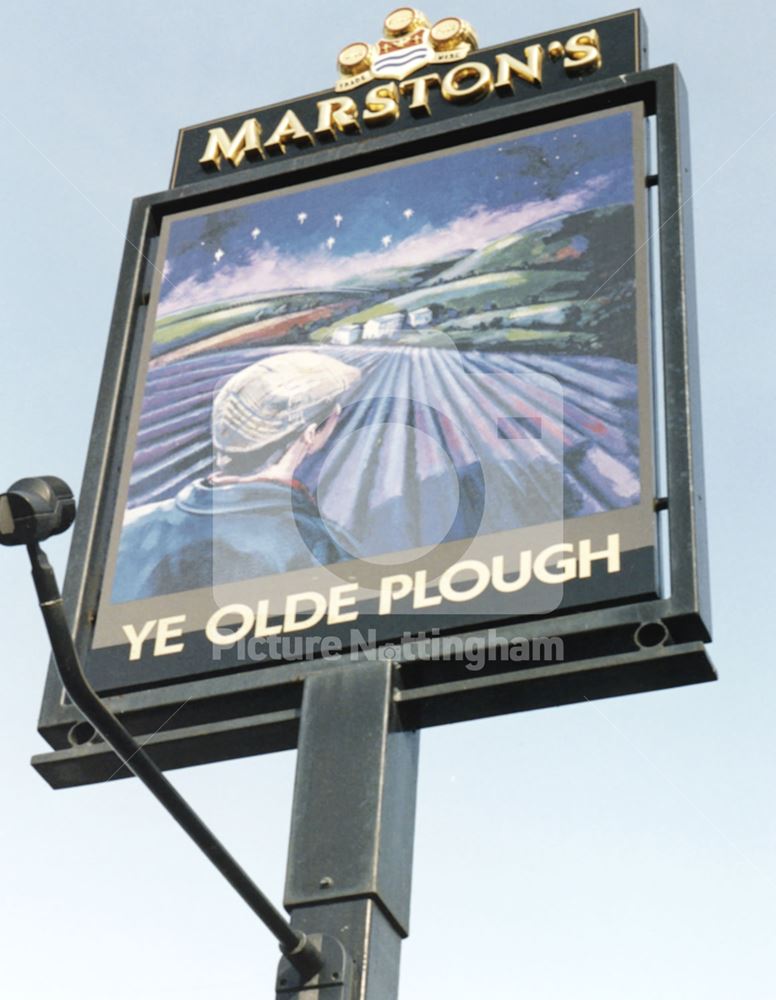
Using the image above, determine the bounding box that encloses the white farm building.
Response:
[331,323,362,345]
[407,307,433,328]
[363,312,404,340]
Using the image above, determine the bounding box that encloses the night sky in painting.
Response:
[159,110,635,313]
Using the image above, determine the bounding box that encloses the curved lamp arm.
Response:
[27,539,323,983]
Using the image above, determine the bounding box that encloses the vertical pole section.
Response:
[282,661,419,999]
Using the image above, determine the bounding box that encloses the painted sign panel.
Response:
[87,103,655,691]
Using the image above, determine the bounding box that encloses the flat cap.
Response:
[213,350,360,454]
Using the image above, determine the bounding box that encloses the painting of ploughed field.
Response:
[120,106,648,584]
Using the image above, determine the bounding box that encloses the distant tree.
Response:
[566,304,583,328]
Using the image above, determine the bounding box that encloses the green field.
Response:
[156,203,636,358]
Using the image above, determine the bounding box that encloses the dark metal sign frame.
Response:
[170,9,647,188]
[34,63,713,789]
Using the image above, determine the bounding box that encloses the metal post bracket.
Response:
[276,934,355,998]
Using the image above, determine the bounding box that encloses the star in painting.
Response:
[381,235,392,248]
[326,237,336,250]
[214,248,225,263]
[402,208,414,220]
[334,213,343,228]
[297,212,308,224]
[251,227,261,239]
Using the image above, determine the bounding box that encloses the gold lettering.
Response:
[578,534,620,579]
[198,119,264,170]
[494,46,545,93]
[438,560,491,603]
[315,97,361,140]
[363,82,401,127]
[534,544,577,585]
[564,30,602,75]
[492,551,532,593]
[264,109,315,156]
[441,62,494,104]
[399,73,441,116]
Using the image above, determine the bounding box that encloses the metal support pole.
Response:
[278,661,420,1000]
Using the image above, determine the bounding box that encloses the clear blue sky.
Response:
[0,3,773,998]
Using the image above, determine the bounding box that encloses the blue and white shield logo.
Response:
[373,29,434,81]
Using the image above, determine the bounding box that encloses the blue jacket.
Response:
[112,477,354,603]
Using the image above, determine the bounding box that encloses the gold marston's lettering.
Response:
[199,118,264,170]
[315,97,361,139]
[264,109,315,155]
[440,62,494,103]
[198,31,605,171]
[363,82,401,126]
[399,73,441,116]
[495,46,545,92]
[564,30,602,75]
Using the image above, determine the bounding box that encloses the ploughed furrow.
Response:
[123,345,643,557]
